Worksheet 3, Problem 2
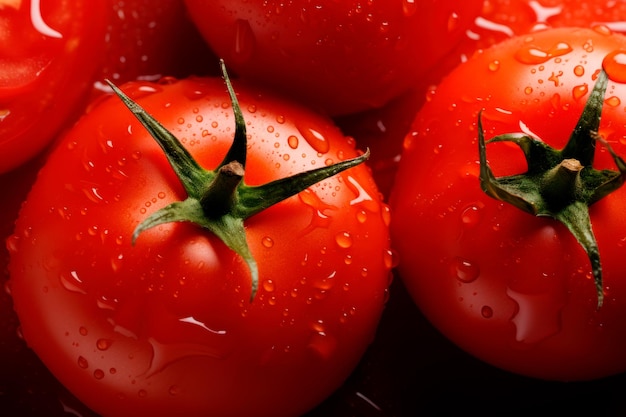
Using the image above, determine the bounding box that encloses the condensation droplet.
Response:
[78,356,89,369]
[93,369,105,380]
[450,257,480,283]
[515,42,572,65]
[97,338,113,351]
[481,305,493,318]
[262,279,275,293]
[261,236,274,248]
[572,84,589,101]
[335,232,353,249]
[297,125,330,153]
[308,331,337,359]
[603,50,626,83]
[79,326,88,336]
[461,204,483,227]
[573,65,585,77]
[287,135,299,149]
[488,60,500,72]
[402,0,417,17]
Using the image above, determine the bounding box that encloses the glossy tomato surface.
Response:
[391,26,626,381]
[183,0,483,116]
[0,0,109,173]
[8,75,392,417]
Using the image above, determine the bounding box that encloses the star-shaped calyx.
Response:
[106,60,369,300]
[478,70,626,308]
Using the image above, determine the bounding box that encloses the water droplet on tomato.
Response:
[262,279,275,293]
[606,96,621,107]
[515,42,572,65]
[461,203,483,227]
[356,210,367,223]
[297,125,330,153]
[261,236,274,248]
[450,257,480,283]
[383,249,399,269]
[346,175,379,212]
[96,338,113,351]
[488,60,500,72]
[93,369,105,380]
[5,234,19,254]
[308,330,337,359]
[79,326,88,336]
[59,272,87,294]
[572,83,589,101]
[77,356,89,369]
[603,50,626,83]
[287,135,299,149]
[402,0,417,17]
[232,19,255,63]
[481,305,493,319]
[506,287,564,344]
[335,232,353,249]
[573,65,585,77]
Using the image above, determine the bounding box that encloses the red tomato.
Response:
[436,0,626,78]
[0,0,109,173]
[8,72,392,416]
[390,27,626,381]
[92,0,219,95]
[183,0,483,116]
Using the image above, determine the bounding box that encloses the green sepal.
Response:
[478,70,626,308]
[107,60,368,301]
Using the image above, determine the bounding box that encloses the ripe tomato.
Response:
[8,69,392,416]
[0,0,109,173]
[439,0,626,74]
[183,0,483,116]
[390,27,626,381]
[92,0,219,95]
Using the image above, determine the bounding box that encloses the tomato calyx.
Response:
[478,70,626,308]
[106,60,370,300]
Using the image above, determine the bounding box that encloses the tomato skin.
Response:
[390,27,626,381]
[183,0,482,116]
[8,76,391,416]
[0,0,109,173]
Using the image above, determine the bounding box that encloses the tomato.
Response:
[92,0,219,95]
[8,66,392,416]
[436,0,626,78]
[183,0,483,116]
[0,0,109,174]
[390,27,626,381]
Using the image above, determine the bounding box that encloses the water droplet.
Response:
[603,50,626,83]
[515,42,573,65]
[573,65,585,77]
[297,125,330,153]
[335,232,353,249]
[96,338,113,351]
[461,203,483,227]
[346,175,379,212]
[261,236,274,248]
[606,96,621,107]
[93,369,105,380]
[287,135,299,149]
[59,271,87,294]
[383,249,398,269]
[506,287,564,344]
[77,356,89,369]
[138,389,147,398]
[402,0,417,17]
[450,257,480,283]
[481,305,493,319]
[262,279,275,293]
[79,326,88,336]
[356,210,367,223]
[308,331,337,359]
[233,19,255,63]
[488,60,500,72]
[572,83,589,101]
